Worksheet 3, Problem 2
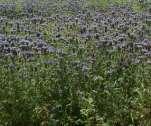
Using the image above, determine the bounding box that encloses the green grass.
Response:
[0,0,148,13]
[88,0,147,12]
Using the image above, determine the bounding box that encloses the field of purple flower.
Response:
[0,0,151,125]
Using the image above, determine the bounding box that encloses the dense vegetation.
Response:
[0,0,151,125]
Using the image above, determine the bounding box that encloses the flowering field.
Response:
[0,0,151,125]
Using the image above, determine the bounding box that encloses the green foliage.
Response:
[0,42,151,125]
[0,0,151,125]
